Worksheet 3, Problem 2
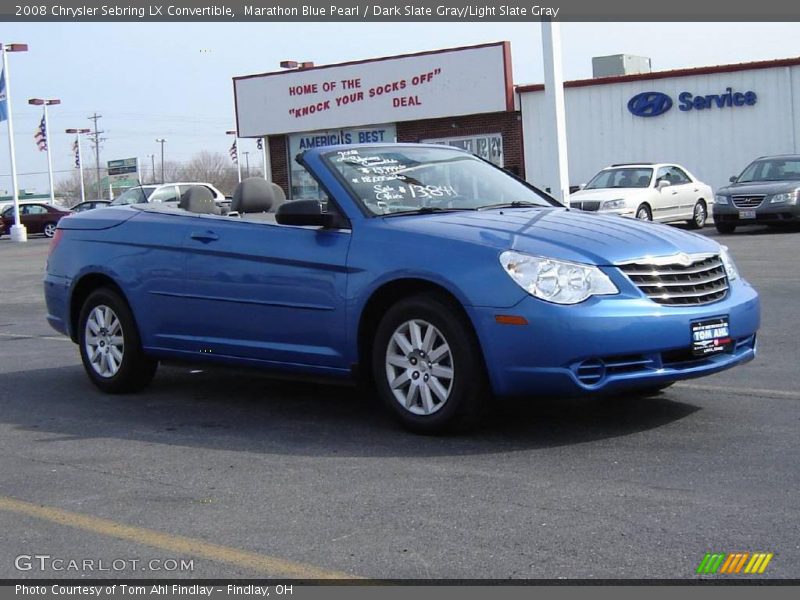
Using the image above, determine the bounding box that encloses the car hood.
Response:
[718,181,800,196]
[569,188,649,202]
[387,208,719,265]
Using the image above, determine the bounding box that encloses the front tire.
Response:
[715,221,737,234]
[78,287,157,393]
[43,223,57,238]
[686,200,707,229]
[371,293,489,433]
[635,204,652,221]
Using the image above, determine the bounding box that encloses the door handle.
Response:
[190,230,219,243]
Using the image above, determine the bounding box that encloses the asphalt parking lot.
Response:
[0,225,798,580]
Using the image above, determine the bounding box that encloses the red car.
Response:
[0,203,72,238]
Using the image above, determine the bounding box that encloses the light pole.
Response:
[28,97,60,205]
[65,127,90,203]
[242,151,250,178]
[155,138,166,183]
[226,129,241,182]
[1,42,29,242]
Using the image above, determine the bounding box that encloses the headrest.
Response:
[231,177,274,214]
[270,182,287,212]
[179,186,217,214]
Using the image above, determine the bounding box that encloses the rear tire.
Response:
[371,293,489,433]
[635,204,652,221]
[686,200,707,229]
[715,221,737,234]
[78,287,157,393]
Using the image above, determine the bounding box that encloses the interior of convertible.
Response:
[138,177,332,226]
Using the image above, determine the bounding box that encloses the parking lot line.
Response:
[0,495,358,579]
[674,382,800,400]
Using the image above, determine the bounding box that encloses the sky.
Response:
[2,21,800,195]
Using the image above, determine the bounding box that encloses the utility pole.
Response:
[155,138,166,183]
[149,154,155,183]
[87,112,104,198]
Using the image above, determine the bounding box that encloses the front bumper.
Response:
[468,279,760,397]
[714,201,800,224]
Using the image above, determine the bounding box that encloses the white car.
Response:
[568,163,713,229]
[109,182,228,211]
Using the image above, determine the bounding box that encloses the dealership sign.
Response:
[628,88,758,117]
[234,42,512,136]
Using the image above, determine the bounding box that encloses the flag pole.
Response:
[261,137,271,182]
[42,104,56,204]
[2,44,27,242]
[236,137,242,182]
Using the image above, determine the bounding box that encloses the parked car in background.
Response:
[109,183,228,212]
[71,200,111,213]
[713,155,800,233]
[0,202,72,238]
[569,163,713,228]
[44,144,759,433]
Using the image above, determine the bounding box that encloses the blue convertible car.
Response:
[44,144,760,432]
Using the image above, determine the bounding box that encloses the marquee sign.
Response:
[234,42,513,137]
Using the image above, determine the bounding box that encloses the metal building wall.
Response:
[520,64,800,194]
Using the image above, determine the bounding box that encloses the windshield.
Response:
[323,146,555,215]
[585,168,653,189]
[737,159,800,182]
[110,186,156,206]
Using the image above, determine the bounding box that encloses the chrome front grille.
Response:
[570,200,601,212]
[731,195,765,208]
[618,254,729,306]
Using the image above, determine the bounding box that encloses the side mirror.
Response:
[276,199,335,227]
[729,175,738,183]
[657,179,671,190]
[578,183,586,190]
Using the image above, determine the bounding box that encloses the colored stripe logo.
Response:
[696,552,773,574]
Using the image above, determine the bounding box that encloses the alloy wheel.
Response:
[694,203,706,227]
[384,319,454,416]
[84,305,125,378]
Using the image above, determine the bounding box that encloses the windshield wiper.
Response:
[477,201,541,210]
[384,206,476,217]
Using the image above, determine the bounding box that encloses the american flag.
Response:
[229,139,238,164]
[34,113,47,151]
[72,137,80,168]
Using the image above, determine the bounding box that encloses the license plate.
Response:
[739,210,756,219]
[691,317,733,356]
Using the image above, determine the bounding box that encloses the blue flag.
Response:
[0,68,8,122]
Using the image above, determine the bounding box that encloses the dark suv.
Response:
[714,155,800,233]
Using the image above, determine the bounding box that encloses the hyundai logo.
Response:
[627,91,673,117]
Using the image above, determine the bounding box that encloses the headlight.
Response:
[720,246,739,281]
[768,191,798,204]
[714,195,729,205]
[499,251,618,305]
[602,199,626,210]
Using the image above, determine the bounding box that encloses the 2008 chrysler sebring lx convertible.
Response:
[44,144,760,433]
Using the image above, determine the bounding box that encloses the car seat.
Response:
[270,182,287,213]
[178,186,218,214]
[231,177,275,221]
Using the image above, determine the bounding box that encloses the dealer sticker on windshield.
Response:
[691,317,733,356]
